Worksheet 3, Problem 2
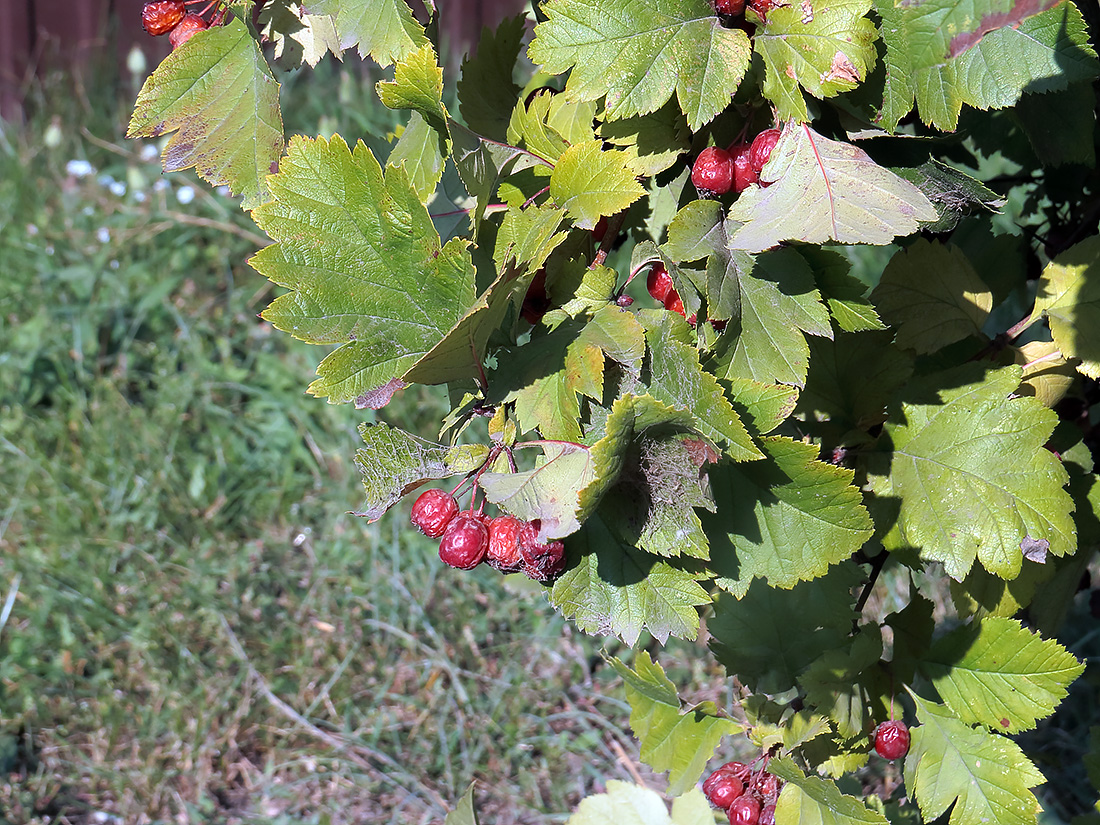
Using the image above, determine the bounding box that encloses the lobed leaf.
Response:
[1029,235,1100,379]
[550,140,646,229]
[306,0,429,66]
[770,757,890,825]
[457,14,526,141]
[127,19,284,210]
[567,782,712,825]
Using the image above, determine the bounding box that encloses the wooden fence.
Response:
[0,0,528,122]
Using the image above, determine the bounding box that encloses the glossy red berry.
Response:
[703,768,744,810]
[439,513,489,570]
[518,521,567,583]
[728,142,758,193]
[142,0,185,35]
[486,515,525,573]
[874,720,911,759]
[169,12,208,48]
[729,794,761,825]
[692,146,735,196]
[411,489,459,537]
[715,0,747,14]
[664,291,686,318]
[749,128,781,174]
[647,265,674,303]
[759,805,776,825]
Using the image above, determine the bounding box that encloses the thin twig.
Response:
[609,737,648,788]
[855,550,889,615]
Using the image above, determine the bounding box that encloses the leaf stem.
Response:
[592,210,627,269]
[855,550,889,616]
[521,185,551,210]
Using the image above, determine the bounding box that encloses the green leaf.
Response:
[599,101,692,177]
[1029,235,1100,379]
[799,626,884,741]
[893,159,1005,234]
[127,19,284,210]
[494,204,569,272]
[727,124,938,252]
[705,436,873,595]
[450,123,546,232]
[920,616,1085,734]
[457,14,526,141]
[257,2,343,67]
[868,365,1074,580]
[876,0,1099,131]
[508,91,587,164]
[445,784,479,825]
[567,782,711,825]
[377,44,448,136]
[306,0,429,66]
[528,0,751,130]
[1015,84,1098,168]
[642,310,761,461]
[725,378,799,435]
[550,140,645,229]
[770,757,891,825]
[904,695,1045,825]
[713,247,832,388]
[612,653,741,796]
[250,136,476,403]
[871,239,993,354]
[388,112,446,201]
[754,0,878,122]
[479,442,595,539]
[553,513,711,645]
[802,247,884,333]
[708,563,861,693]
[353,423,487,521]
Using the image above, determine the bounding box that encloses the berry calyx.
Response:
[703,768,744,810]
[410,489,459,537]
[486,515,525,573]
[169,12,208,48]
[692,146,735,196]
[749,128,781,174]
[142,0,185,35]
[647,264,674,303]
[518,520,567,583]
[728,142,758,194]
[439,513,489,570]
[714,0,747,15]
[873,720,911,760]
[728,794,761,825]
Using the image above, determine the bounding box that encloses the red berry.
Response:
[169,12,208,48]
[518,520,567,583]
[729,794,761,825]
[715,0,746,14]
[759,805,776,825]
[692,146,735,196]
[755,772,780,800]
[748,0,777,21]
[728,142,758,193]
[142,0,185,35]
[439,513,489,570]
[521,269,551,324]
[410,489,459,537]
[874,720,911,759]
[647,264,674,303]
[749,128,781,174]
[703,769,744,809]
[486,515,525,573]
[664,291,686,318]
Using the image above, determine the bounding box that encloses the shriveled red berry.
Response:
[411,489,459,537]
[519,520,567,583]
[439,513,489,570]
[759,805,776,825]
[728,142,758,193]
[142,0,185,35]
[703,768,744,809]
[729,794,761,825]
[664,290,686,318]
[715,0,747,14]
[748,0,777,21]
[647,264,674,303]
[749,128,781,174]
[486,515,525,573]
[692,146,734,196]
[874,720,911,760]
[755,772,780,800]
[169,13,208,48]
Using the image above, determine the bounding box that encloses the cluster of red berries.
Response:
[410,489,567,583]
[141,0,225,49]
[691,128,781,197]
[714,0,779,24]
[703,761,782,825]
[872,720,910,759]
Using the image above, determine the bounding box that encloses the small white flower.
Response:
[96,227,110,244]
[153,179,169,192]
[140,144,159,162]
[97,174,115,188]
[133,191,147,203]
[110,260,120,270]
[109,181,126,197]
[215,185,230,197]
[26,224,38,236]
[176,185,195,204]
[66,159,95,178]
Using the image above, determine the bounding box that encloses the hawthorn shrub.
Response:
[128,0,1100,822]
